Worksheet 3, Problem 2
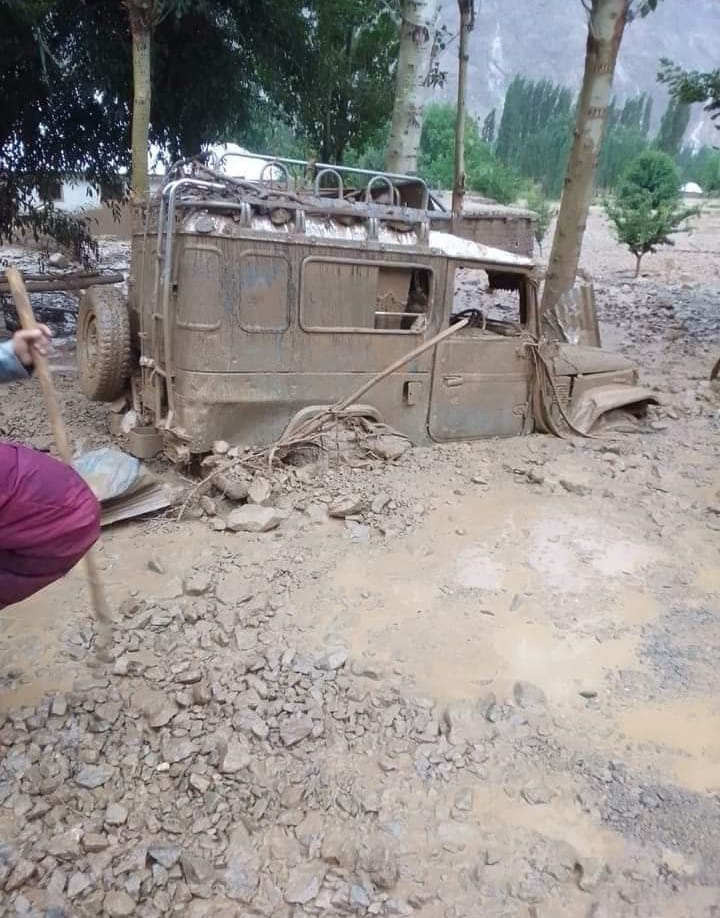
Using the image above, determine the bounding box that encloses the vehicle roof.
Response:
[428,230,534,268]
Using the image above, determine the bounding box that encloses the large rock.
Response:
[218,737,251,774]
[103,890,136,916]
[284,861,326,905]
[279,714,314,747]
[223,824,260,903]
[226,506,285,533]
[74,765,114,789]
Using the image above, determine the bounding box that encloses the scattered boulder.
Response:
[226,506,285,533]
[329,496,364,518]
[248,477,274,506]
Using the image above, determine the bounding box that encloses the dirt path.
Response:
[0,208,719,917]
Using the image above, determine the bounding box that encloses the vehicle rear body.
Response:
[78,154,656,460]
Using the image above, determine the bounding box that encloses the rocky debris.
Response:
[369,434,410,461]
[105,802,129,826]
[214,473,249,502]
[184,572,212,596]
[226,505,285,532]
[218,736,251,773]
[248,476,274,506]
[74,765,115,788]
[328,495,364,518]
[4,858,37,892]
[104,889,137,916]
[280,714,314,747]
[284,860,326,904]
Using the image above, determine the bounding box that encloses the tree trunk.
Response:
[634,251,643,277]
[451,0,474,215]
[385,0,439,174]
[540,0,630,314]
[128,2,154,200]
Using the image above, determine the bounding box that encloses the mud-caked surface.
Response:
[1,207,719,917]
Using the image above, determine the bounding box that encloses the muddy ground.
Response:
[0,206,719,918]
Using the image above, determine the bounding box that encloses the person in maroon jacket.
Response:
[0,327,100,608]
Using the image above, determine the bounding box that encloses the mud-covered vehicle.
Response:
[77,154,656,461]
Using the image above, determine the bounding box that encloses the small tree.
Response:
[525,185,555,254]
[605,149,698,277]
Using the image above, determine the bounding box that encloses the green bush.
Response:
[605,150,699,276]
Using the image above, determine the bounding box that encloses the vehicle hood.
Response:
[551,343,635,377]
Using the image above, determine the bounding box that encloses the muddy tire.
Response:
[78,286,132,402]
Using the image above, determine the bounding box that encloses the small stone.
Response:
[105,802,128,826]
[103,889,136,916]
[280,714,314,747]
[192,682,212,705]
[68,872,91,898]
[132,688,178,728]
[214,474,248,502]
[522,785,553,806]
[148,558,165,574]
[50,694,68,717]
[579,687,598,699]
[284,861,326,905]
[319,649,348,671]
[248,477,273,506]
[4,858,37,892]
[329,496,364,518]
[356,838,399,890]
[82,833,109,853]
[350,884,371,908]
[219,737,251,774]
[161,736,196,763]
[47,831,81,859]
[180,852,215,885]
[74,765,114,789]
[49,252,69,268]
[148,845,182,869]
[226,506,285,533]
[184,572,211,596]
[175,668,202,685]
[213,440,230,455]
[513,681,547,709]
[224,824,261,903]
[210,518,227,532]
[372,435,409,461]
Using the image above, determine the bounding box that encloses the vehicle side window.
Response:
[300,257,432,333]
[451,267,526,337]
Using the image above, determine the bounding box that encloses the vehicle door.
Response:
[428,263,531,440]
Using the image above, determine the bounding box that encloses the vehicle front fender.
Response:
[569,384,659,435]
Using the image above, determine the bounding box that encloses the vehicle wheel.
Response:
[78,286,132,402]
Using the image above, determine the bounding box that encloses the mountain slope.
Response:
[435,0,720,145]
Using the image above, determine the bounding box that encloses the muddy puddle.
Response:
[295,488,661,705]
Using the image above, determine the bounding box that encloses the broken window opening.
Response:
[451,268,526,337]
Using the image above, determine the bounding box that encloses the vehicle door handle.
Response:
[444,376,464,388]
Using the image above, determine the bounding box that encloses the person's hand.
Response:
[12,326,52,368]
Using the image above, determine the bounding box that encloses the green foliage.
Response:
[418,104,520,204]
[292,0,399,163]
[605,150,698,275]
[596,93,652,191]
[525,184,555,251]
[655,98,691,156]
[481,109,496,145]
[495,76,573,197]
[0,0,310,246]
[659,59,720,132]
